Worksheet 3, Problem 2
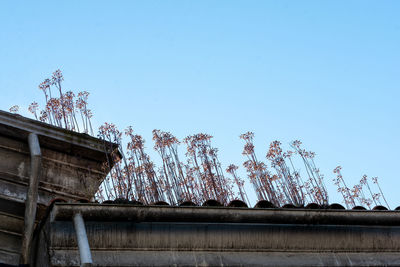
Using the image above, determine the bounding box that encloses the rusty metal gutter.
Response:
[20,133,42,264]
[51,203,400,226]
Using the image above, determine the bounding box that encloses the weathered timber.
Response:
[0,111,119,265]
[0,110,119,206]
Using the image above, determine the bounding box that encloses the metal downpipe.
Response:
[73,212,93,267]
[20,133,42,265]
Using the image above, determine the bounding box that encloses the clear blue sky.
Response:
[1,1,399,206]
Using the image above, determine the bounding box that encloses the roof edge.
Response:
[51,203,400,226]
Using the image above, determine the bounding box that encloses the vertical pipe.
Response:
[73,212,93,267]
[20,133,42,264]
